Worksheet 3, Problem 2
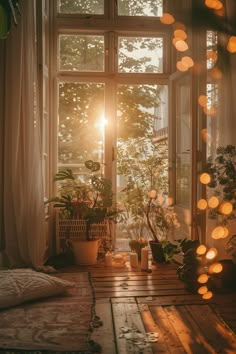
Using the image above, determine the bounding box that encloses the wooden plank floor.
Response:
[87,259,236,354]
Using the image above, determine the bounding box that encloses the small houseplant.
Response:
[47,160,118,265]
[146,190,181,262]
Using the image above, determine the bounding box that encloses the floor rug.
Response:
[0,272,102,353]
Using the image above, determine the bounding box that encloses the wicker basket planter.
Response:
[56,212,110,265]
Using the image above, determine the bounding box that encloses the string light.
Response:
[206,247,218,260]
[160,13,175,24]
[199,173,211,184]
[202,291,213,300]
[198,286,208,295]
[211,226,225,239]
[219,201,233,215]
[208,196,219,208]
[196,244,207,255]
[197,274,209,283]
[208,262,223,273]
[197,199,208,210]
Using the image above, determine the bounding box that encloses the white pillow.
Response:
[0,268,75,309]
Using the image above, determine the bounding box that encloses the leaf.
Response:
[53,169,75,181]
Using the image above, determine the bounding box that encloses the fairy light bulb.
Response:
[219,202,233,215]
[198,286,208,295]
[176,61,188,72]
[174,29,187,40]
[221,227,229,239]
[181,56,194,68]
[175,40,189,52]
[208,196,219,209]
[197,199,208,210]
[208,262,223,273]
[199,173,211,184]
[227,36,236,53]
[206,247,218,260]
[202,291,213,300]
[160,13,175,24]
[211,226,225,239]
[196,244,207,255]
[197,274,209,284]
[198,95,207,107]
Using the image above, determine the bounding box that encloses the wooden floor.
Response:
[81,259,236,354]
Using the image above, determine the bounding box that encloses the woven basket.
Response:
[55,211,110,257]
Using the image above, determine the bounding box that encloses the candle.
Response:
[141,247,149,271]
[130,251,139,268]
[105,252,113,267]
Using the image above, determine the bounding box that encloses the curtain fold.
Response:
[3,0,46,268]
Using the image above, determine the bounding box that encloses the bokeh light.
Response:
[199,173,211,184]
[206,247,218,260]
[196,244,207,255]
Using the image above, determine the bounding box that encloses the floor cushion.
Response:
[0,268,75,309]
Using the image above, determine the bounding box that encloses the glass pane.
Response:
[118,37,163,73]
[116,84,168,242]
[58,0,104,15]
[59,35,104,72]
[58,82,105,176]
[118,0,163,17]
[176,82,191,206]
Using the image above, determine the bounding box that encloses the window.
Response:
[52,0,171,245]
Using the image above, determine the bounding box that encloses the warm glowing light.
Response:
[160,13,175,24]
[198,95,207,108]
[197,199,208,210]
[221,227,229,239]
[202,291,213,300]
[208,196,219,208]
[182,56,194,68]
[227,36,236,53]
[209,67,222,80]
[219,201,233,215]
[203,106,217,116]
[197,274,209,284]
[173,22,186,31]
[174,29,187,40]
[196,244,207,255]
[198,286,208,295]
[201,128,211,143]
[176,60,189,72]
[148,190,157,199]
[209,262,223,273]
[175,40,189,52]
[206,50,218,61]
[199,173,211,184]
[205,0,223,10]
[206,247,218,260]
[211,226,225,239]
[167,197,174,206]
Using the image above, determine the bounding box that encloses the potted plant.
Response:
[146,190,181,262]
[47,160,118,265]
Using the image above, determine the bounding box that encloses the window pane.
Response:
[118,37,163,73]
[58,82,105,175]
[58,0,104,15]
[59,35,104,72]
[116,84,168,239]
[118,0,163,17]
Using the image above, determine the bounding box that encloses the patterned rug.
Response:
[0,272,102,354]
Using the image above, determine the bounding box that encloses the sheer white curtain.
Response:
[3,0,46,268]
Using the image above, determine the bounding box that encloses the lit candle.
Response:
[105,252,113,267]
[141,247,149,271]
[130,251,138,268]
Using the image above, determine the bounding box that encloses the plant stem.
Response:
[146,199,159,242]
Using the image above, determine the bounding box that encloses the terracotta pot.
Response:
[149,240,166,263]
[71,238,101,265]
